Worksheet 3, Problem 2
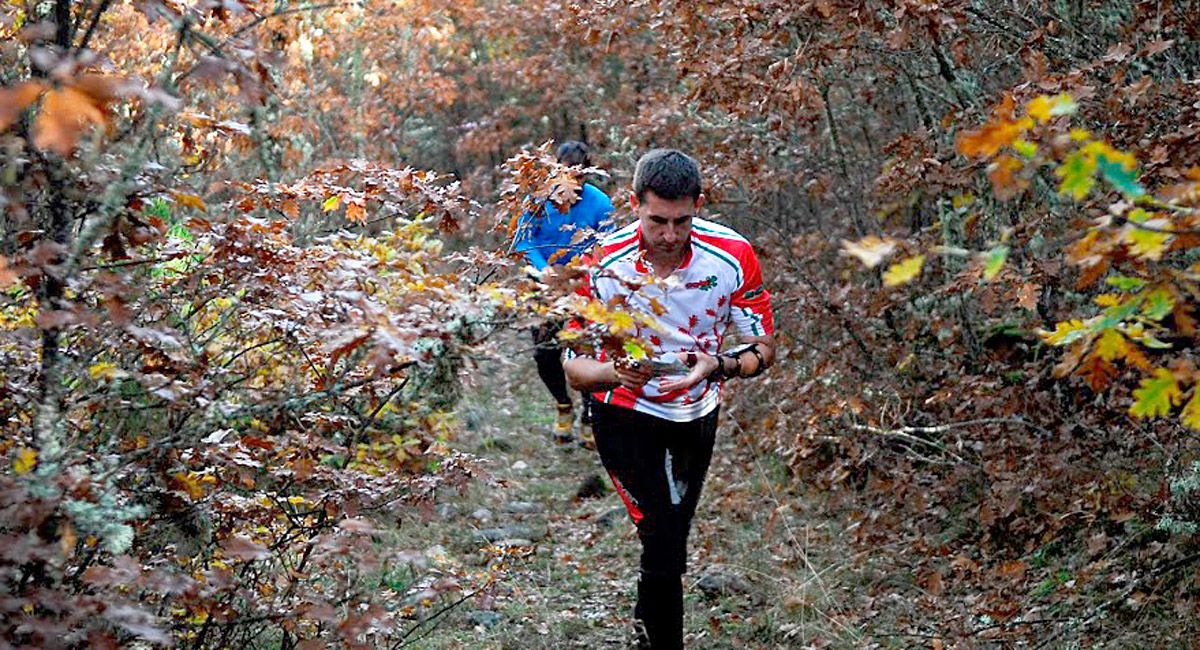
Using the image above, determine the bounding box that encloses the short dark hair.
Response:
[633,149,701,201]
[555,140,591,167]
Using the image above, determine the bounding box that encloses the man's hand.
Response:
[657,352,719,393]
[613,357,654,389]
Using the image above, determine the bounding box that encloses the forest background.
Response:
[2,0,1200,647]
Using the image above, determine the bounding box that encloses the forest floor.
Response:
[390,335,866,649]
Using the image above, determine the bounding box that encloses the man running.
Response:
[563,148,776,648]
[512,141,614,444]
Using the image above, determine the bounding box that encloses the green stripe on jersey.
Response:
[691,239,742,286]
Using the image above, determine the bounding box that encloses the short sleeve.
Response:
[729,246,774,337]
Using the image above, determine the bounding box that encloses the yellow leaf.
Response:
[1026,95,1053,123]
[1094,294,1122,307]
[172,471,216,501]
[556,328,583,342]
[1027,93,1076,122]
[840,236,896,269]
[1041,319,1092,346]
[1124,227,1171,261]
[12,447,36,475]
[1093,329,1128,362]
[608,310,635,334]
[1183,388,1200,431]
[883,255,925,287]
[89,361,118,380]
[322,195,341,212]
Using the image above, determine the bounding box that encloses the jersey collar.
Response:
[633,223,695,275]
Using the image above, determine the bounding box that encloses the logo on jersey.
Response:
[686,275,718,291]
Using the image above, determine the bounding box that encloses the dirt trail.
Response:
[401,345,852,649]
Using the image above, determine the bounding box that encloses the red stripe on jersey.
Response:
[598,387,638,409]
[693,229,775,335]
[598,231,640,259]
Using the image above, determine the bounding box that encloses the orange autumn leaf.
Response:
[33,86,109,155]
[0,81,47,133]
[172,191,208,212]
[345,201,367,224]
[956,117,1032,159]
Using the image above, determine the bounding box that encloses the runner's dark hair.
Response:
[632,149,701,201]
[556,140,591,167]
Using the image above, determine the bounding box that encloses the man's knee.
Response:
[637,521,690,575]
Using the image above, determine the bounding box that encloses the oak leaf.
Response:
[1181,388,1200,431]
[1079,353,1117,392]
[33,80,119,155]
[956,117,1029,159]
[0,81,47,132]
[883,255,925,287]
[1041,319,1092,347]
[1093,329,1128,362]
[1129,368,1181,418]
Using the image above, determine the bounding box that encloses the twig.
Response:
[75,0,114,52]
[853,416,1052,438]
[391,585,485,649]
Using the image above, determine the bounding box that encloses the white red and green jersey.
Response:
[569,216,774,422]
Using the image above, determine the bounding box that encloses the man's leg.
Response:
[531,321,573,438]
[592,402,719,649]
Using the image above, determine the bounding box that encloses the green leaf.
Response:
[1095,299,1142,332]
[1106,275,1147,292]
[167,222,192,242]
[1130,368,1182,418]
[143,197,171,220]
[1097,154,1145,198]
[1056,151,1097,200]
[1012,140,1038,158]
[1137,334,1173,350]
[1141,287,1175,321]
[623,339,649,360]
[982,245,1009,281]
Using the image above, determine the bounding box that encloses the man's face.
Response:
[631,189,704,260]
